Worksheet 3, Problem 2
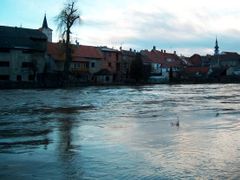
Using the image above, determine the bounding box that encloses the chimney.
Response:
[75,40,80,46]
[153,46,156,51]
[164,50,166,53]
[174,51,176,55]
[130,48,132,52]
[161,49,163,53]
[120,46,122,51]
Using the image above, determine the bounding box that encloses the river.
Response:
[0,84,239,179]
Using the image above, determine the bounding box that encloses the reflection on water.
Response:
[0,84,240,179]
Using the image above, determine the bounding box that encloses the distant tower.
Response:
[214,37,219,55]
[39,14,52,42]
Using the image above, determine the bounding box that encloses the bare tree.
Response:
[55,0,81,77]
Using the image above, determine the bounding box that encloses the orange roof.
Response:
[189,54,201,66]
[72,45,103,60]
[47,42,65,61]
[47,42,103,61]
[141,50,183,68]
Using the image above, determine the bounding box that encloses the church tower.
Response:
[214,37,219,55]
[39,14,52,42]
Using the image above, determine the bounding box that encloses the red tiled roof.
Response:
[141,50,183,68]
[72,45,103,60]
[47,42,65,61]
[189,54,201,66]
[47,42,103,62]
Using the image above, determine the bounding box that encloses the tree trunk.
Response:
[64,28,72,79]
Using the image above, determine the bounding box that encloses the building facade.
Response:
[0,26,47,82]
[116,48,136,82]
[141,47,182,83]
[47,42,103,82]
[99,47,120,80]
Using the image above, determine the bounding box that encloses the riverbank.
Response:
[1,76,240,89]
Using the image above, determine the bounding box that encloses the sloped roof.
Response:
[72,45,103,60]
[42,14,49,29]
[47,43,65,61]
[141,50,183,68]
[38,14,53,31]
[0,26,47,51]
[47,43,103,61]
[210,52,240,62]
[189,54,201,66]
[100,46,119,52]
[220,52,240,61]
[121,49,136,57]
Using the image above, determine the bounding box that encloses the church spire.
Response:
[39,13,52,42]
[42,14,48,29]
[214,37,219,55]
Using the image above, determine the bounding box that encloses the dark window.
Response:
[22,62,34,68]
[17,75,22,81]
[105,76,110,82]
[29,75,35,81]
[116,63,120,71]
[0,61,10,67]
[91,62,95,68]
[108,62,112,67]
[0,48,10,53]
[0,75,9,80]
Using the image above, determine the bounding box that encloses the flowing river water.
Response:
[0,84,240,179]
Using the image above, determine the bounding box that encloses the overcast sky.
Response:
[1,0,240,56]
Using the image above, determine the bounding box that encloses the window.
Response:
[116,63,120,71]
[29,75,35,81]
[0,48,10,53]
[0,61,10,67]
[0,75,9,80]
[86,62,89,68]
[17,75,22,81]
[91,62,95,68]
[105,76,110,82]
[116,53,119,61]
[22,62,33,68]
[108,62,112,67]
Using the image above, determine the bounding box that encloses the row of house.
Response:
[0,26,135,85]
[1,15,240,86]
